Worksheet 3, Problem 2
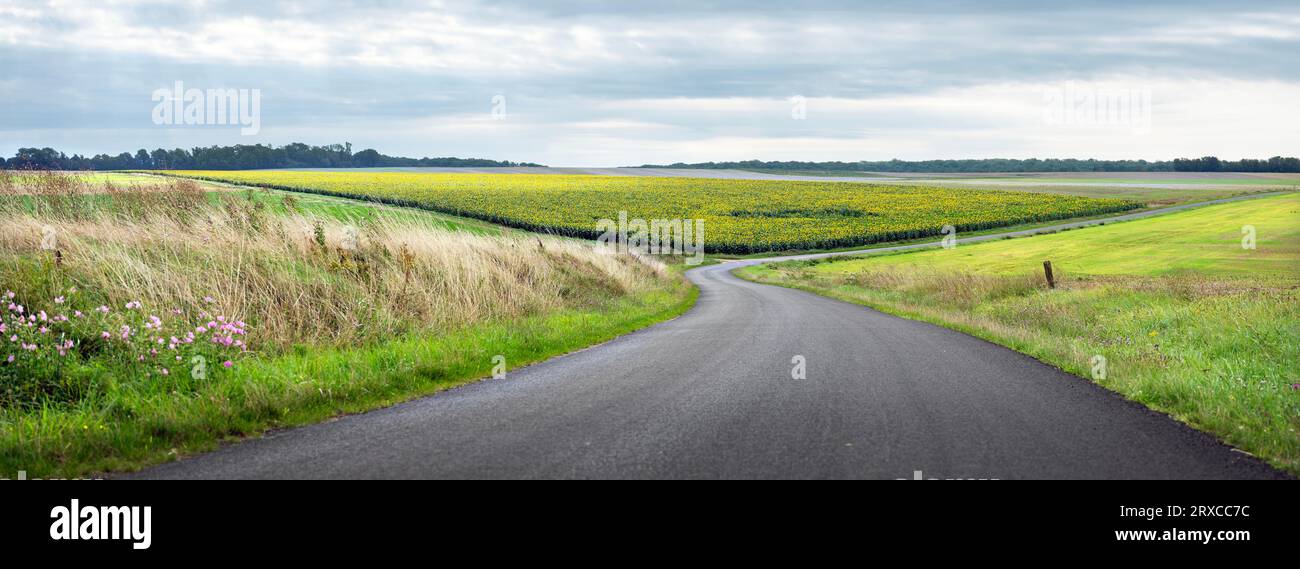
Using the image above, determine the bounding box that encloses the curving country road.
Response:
[133,194,1290,479]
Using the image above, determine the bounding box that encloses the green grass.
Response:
[737,193,1300,475]
[0,281,695,477]
[813,193,1300,278]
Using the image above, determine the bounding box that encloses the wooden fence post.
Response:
[1043,260,1056,289]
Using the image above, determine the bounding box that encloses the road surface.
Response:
[132,194,1291,479]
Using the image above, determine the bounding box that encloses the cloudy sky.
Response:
[2,0,1297,166]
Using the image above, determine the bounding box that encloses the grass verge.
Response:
[0,171,696,477]
[1,282,694,477]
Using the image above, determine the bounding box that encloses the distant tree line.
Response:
[643,157,1300,173]
[1,142,544,170]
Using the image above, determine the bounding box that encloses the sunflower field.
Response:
[161,171,1142,253]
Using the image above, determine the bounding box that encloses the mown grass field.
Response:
[158,171,1142,254]
[812,194,1299,278]
[0,171,693,476]
[738,192,1300,475]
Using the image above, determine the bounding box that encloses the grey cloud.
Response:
[2,0,1297,163]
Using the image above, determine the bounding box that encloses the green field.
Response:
[158,170,1142,253]
[738,192,1300,474]
[813,193,1299,278]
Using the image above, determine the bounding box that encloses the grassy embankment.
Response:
[738,192,1300,475]
[0,171,694,477]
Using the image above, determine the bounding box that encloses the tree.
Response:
[353,149,381,167]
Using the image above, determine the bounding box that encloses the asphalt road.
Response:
[133,194,1290,479]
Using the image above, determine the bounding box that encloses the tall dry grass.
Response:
[0,169,211,222]
[840,267,1042,308]
[0,171,670,351]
